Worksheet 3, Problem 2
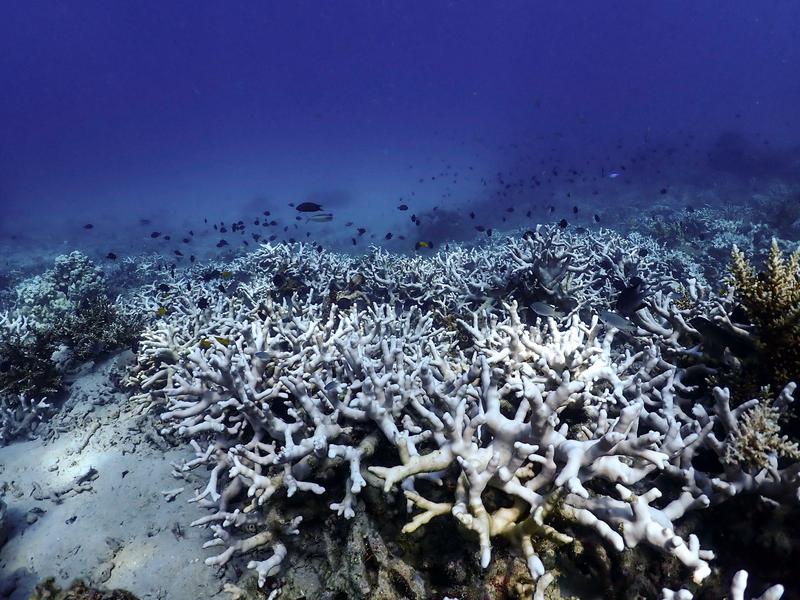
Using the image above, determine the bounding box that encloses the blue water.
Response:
[1,0,799,260]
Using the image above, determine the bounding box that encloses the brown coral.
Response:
[729,239,800,386]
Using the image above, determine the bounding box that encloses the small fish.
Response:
[572,206,578,214]
[345,221,353,226]
[216,239,229,248]
[608,172,620,178]
[397,204,408,211]
[385,232,393,240]
[594,214,600,223]
[253,351,270,360]
[174,250,183,257]
[221,271,233,279]
[351,238,357,245]
[157,283,170,292]
[182,238,190,243]
[660,188,668,194]
[83,224,94,230]
[106,252,117,260]
[307,213,333,223]
[357,228,366,236]
[529,302,557,317]
[415,241,434,250]
[470,211,475,219]
[197,297,209,309]
[156,306,168,317]
[486,228,493,237]
[558,218,568,228]
[638,247,649,257]
[296,202,324,212]
[164,235,171,240]
[598,311,637,333]
[616,277,650,315]
[140,219,151,225]
[190,255,196,263]
[151,231,161,238]
[475,225,486,232]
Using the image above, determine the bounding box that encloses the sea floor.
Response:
[0,353,225,600]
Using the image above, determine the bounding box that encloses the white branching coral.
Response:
[124,235,795,595]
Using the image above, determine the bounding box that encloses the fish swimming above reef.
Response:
[83,223,94,229]
[689,316,755,355]
[296,202,324,212]
[307,213,333,223]
[415,241,434,250]
[615,276,650,315]
[598,310,638,333]
[529,301,557,317]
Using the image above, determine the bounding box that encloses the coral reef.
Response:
[121,235,798,597]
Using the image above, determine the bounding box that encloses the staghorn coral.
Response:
[729,239,800,386]
[722,390,800,471]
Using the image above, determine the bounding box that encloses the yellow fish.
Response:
[199,339,212,349]
[221,271,233,279]
[214,337,231,347]
[156,306,168,317]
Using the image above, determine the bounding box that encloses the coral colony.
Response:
[2,224,798,599]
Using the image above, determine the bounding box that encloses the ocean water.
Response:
[1,2,800,599]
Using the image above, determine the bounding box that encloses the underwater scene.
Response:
[2,2,800,599]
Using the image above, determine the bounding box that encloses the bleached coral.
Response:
[124,234,795,596]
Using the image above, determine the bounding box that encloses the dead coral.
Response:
[29,578,140,600]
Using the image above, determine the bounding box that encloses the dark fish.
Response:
[660,188,668,194]
[345,221,353,226]
[638,247,649,257]
[486,228,492,237]
[616,276,650,315]
[106,252,117,260]
[572,206,578,214]
[686,206,695,213]
[594,214,600,222]
[385,233,393,240]
[151,232,161,238]
[216,239,229,248]
[397,204,408,211]
[351,238,357,245]
[296,202,324,212]
[218,284,226,293]
[140,219,151,225]
[263,210,271,216]
[197,297,209,309]
[689,316,755,354]
[164,235,171,241]
[558,219,568,228]
[357,228,366,236]
[157,283,170,292]
[174,250,183,257]
[83,224,94,230]
[182,238,190,243]
[470,211,475,219]
[254,351,270,360]
[506,207,514,213]
[475,225,486,232]
[190,255,196,263]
